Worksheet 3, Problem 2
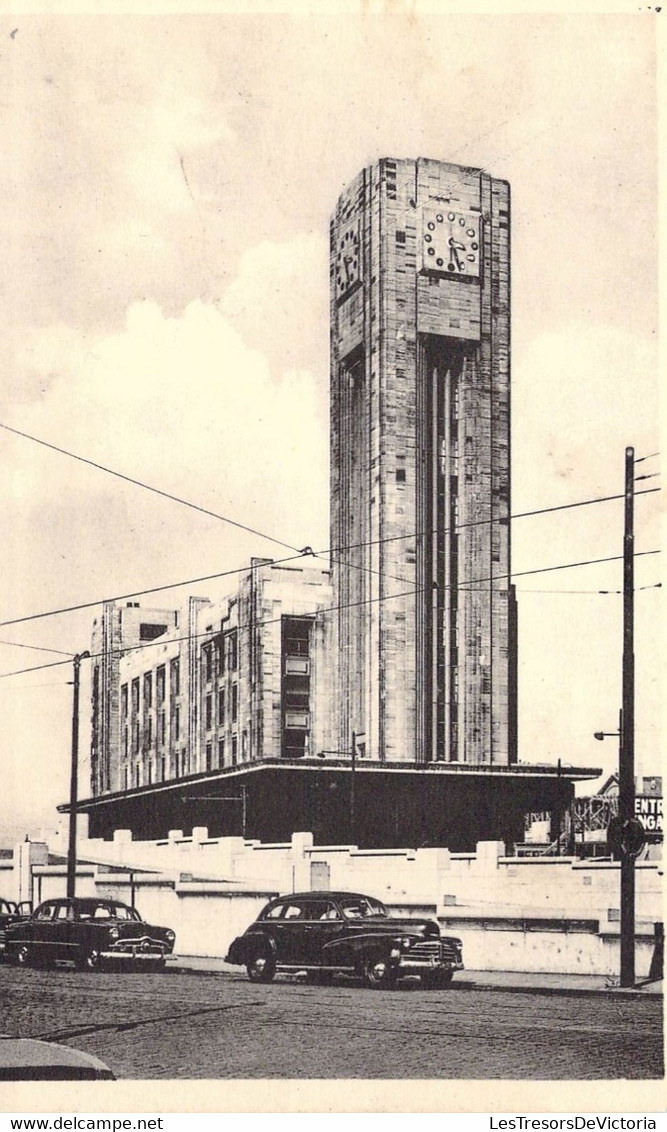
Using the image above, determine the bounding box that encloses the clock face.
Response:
[335,221,362,300]
[421,208,481,278]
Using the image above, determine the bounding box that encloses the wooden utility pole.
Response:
[67,651,90,898]
[620,446,635,987]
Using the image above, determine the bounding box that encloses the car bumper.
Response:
[397,957,464,974]
[100,949,169,961]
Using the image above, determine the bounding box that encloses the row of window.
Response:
[202,630,238,684]
[121,658,180,720]
[204,683,238,731]
[123,728,247,789]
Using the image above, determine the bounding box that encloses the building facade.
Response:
[330,157,517,766]
[89,560,333,798]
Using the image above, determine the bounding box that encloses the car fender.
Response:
[226,930,276,965]
[323,930,400,965]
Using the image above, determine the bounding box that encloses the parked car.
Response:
[0,899,31,962]
[4,897,175,971]
[225,890,464,989]
[0,1034,115,1080]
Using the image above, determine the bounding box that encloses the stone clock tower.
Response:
[330,157,516,766]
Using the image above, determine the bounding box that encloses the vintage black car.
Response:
[226,891,463,989]
[4,897,176,971]
[0,899,31,962]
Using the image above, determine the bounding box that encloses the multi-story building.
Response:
[74,158,599,850]
[86,560,333,828]
[330,156,517,765]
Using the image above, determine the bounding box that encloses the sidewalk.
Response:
[166,955,663,998]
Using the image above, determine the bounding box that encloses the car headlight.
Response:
[401,937,413,950]
[390,947,402,961]
[166,930,175,943]
[108,927,120,940]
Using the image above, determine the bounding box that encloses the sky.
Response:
[0,9,661,844]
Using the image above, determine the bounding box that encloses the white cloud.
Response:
[5,294,328,552]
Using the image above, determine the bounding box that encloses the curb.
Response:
[165,962,662,999]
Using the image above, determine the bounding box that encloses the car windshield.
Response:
[339,897,388,919]
[75,901,141,922]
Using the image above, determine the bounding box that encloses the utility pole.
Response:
[350,730,356,844]
[67,651,90,899]
[620,446,635,987]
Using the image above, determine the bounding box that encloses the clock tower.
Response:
[330,157,516,766]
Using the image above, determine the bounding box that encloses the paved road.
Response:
[1,966,663,1080]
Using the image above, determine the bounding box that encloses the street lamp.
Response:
[316,732,363,843]
[67,651,90,899]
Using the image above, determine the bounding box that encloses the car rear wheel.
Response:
[77,947,102,972]
[246,953,276,983]
[362,954,397,990]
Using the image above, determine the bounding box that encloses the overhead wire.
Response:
[0,486,660,630]
[1,416,660,620]
[0,547,660,680]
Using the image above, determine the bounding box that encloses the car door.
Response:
[302,899,346,968]
[275,899,309,966]
[29,902,58,963]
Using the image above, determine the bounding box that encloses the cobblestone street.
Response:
[1,966,662,1080]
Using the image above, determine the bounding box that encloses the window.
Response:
[160,754,166,781]
[140,622,168,641]
[282,617,311,658]
[156,666,166,704]
[227,630,238,672]
[231,735,238,765]
[159,711,166,746]
[35,904,56,921]
[123,727,128,757]
[131,679,140,715]
[231,684,238,724]
[174,705,180,741]
[205,694,212,730]
[242,730,248,759]
[170,657,180,696]
[264,903,286,920]
[121,684,128,718]
[218,738,225,766]
[218,688,225,726]
[203,646,213,683]
[205,742,212,771]
[396,468,406,483]
[143,672,152,708]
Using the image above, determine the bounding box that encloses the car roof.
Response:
[39,897,131,908]
[270,892,383,902]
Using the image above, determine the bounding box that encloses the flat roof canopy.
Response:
[61,758,602,851]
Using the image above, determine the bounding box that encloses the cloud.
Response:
[4,294,328,550]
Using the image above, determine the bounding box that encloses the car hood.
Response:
[345,916,460,941]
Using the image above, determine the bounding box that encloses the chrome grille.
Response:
[409,940,442,960]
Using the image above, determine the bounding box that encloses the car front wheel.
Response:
[362,953,397,990]
[14,944,31,968]
[246,953,276,983]
[77,947,102,972]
